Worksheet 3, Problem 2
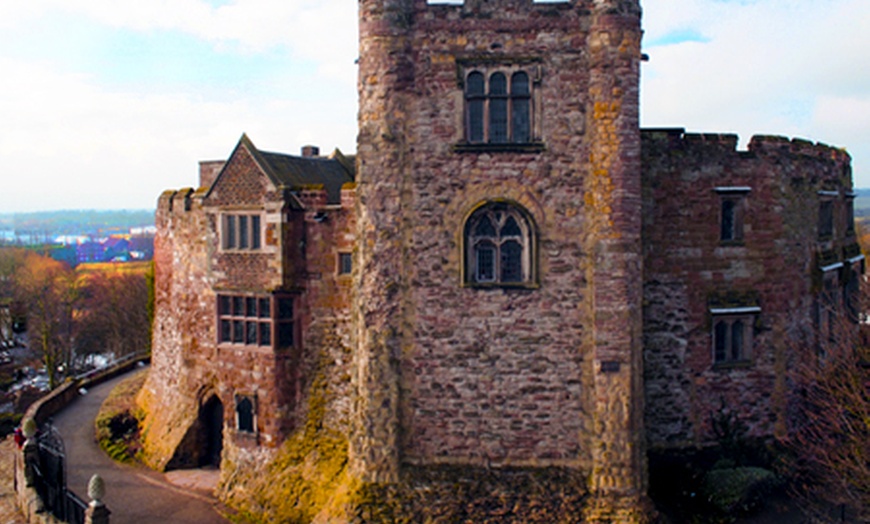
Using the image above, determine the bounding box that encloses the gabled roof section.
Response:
[206,134,354,206]
[259,149,354,205]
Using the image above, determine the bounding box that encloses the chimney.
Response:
[199,160,225,189]
[301,145,320,158]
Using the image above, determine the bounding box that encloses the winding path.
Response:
[50,369,229,523]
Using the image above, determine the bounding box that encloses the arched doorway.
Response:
[199,396,223,468]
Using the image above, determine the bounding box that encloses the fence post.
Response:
[21,418,38,488]
[85,474,110,524]
[18,417,45,517]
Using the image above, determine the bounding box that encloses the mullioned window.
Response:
[710,306,758,366]
[217,293,296,349]
[221,213,262,251]
[455,63,543,152]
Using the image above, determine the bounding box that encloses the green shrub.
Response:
[702,466,780,515]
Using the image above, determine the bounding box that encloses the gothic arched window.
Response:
[465,202,535,286]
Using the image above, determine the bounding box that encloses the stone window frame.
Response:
[845,192,856,237]
[463,200,537,288]
[817,190,838,241]
[710,306,758,367]
[816,264,842,353]
[715,187,750,245]
[337,252,352,276]
[454,60,544,153]
[234,393,258,436]
[220,211,263,251]
[217,293,298,350]
[842,256,864,324]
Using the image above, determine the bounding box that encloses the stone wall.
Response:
[355,0,647,518]
[641,129,858,448]
[140,164,357,468]
[138,188,215,469]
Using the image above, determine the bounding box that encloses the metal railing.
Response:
[28,422,90,524]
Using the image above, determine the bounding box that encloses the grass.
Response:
[94,369,147,464]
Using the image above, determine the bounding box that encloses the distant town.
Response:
[0,209,155,266]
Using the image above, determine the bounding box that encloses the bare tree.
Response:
[780,302,870,521]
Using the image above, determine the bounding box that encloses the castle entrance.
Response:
[199,395,223,468]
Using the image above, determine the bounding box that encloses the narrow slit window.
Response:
[235,396,255,434]
[819,200,834,239]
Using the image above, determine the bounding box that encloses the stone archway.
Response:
[199,395,224,468]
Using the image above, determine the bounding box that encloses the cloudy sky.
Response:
[1,0,868,212]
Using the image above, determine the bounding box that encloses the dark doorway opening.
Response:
[200,396,223,468]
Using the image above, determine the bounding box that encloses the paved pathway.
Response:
[51,372,229,524]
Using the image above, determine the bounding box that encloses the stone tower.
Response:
[355,0,648,519]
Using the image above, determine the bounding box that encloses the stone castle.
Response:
[137,0,862,521]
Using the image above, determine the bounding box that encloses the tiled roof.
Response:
[259,150,354,205]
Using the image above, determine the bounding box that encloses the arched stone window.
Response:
[465,70,533,145]
[465,202,535,286]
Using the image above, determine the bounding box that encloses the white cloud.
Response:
[46,0,358,78]
[0,54,356,212]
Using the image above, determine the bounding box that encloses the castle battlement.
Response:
[643,128,851,174]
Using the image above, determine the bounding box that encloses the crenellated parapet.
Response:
[641,128,851,179]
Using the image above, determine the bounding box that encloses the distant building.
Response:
[75,241,104,264]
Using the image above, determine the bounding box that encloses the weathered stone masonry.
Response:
[139,0,860,522]
[642,130,860,449]
[354,1,647,519]
[139,137,356,473]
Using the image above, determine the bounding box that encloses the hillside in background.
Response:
[853,188,870,216]
[0,210,154,238]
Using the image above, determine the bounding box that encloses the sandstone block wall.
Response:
[140,149,357,473]
[641,129,858,447]
[355,0,647,515]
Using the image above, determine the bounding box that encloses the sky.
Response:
[0,0,868,212]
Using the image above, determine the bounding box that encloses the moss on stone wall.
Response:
[95,370,148,464]
[135,379,200,471]
[221,358,354,523]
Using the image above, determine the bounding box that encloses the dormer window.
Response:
[222,213,262,251]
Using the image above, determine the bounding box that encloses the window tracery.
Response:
[465,203,534,286]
